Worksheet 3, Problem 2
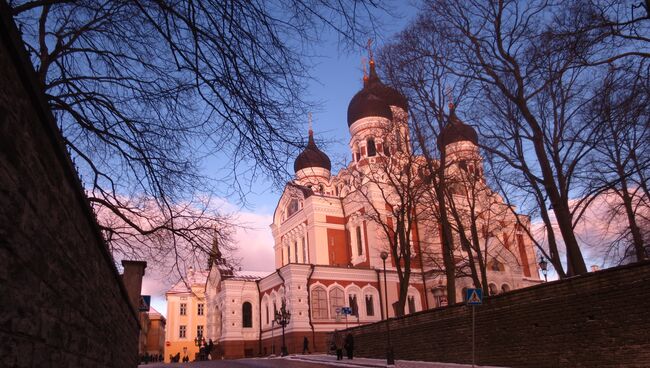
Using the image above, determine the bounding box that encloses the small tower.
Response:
[438,103,483,180]
[293,124,331,189]
[346,55,409,164]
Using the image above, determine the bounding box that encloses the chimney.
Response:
[121,260,147,312]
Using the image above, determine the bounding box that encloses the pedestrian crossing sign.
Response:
[466,288,482,305]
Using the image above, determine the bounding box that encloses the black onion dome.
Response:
[437,108,479,147]
[346,61,407,126]
[347,90,393,127]
[294,130,332,173]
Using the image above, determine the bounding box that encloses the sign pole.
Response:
[472,304,475,368]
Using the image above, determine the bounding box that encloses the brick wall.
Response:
[0,5,140,368]
[340,261,650,368]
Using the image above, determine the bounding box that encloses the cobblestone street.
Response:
[138,355,503,368]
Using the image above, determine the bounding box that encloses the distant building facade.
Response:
[200,59,543,358]
[164,268,208,362]
[144,308,166,357]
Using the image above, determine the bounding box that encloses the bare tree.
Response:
[346,119,430,316]
[582,62,650,262]
[9,0,386,271]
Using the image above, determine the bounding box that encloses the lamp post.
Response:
[538,256,548,282]
[380,251,395,366]
[274,298,291,357]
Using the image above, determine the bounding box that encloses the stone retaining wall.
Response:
[340,261,650,368]
[0,4,140,367]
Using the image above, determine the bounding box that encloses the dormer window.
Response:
[367,138,377,157]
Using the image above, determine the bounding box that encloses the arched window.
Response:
[329,287,345,317]
[462,287,469,302]
[365,294,374,316]
[287,198,299,217]
[383,142,391,156]
[348,294,359,316]
[490,259,504,272]
[488,283,498,296]
[367,138,377,157]
[407,295,416,314]
[265,304,269,325]
[242,302,252,328]
[501,284,511,293]
[311,287,328,319]
[356,226,363,256]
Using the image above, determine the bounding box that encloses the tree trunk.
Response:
[438,162,457,304]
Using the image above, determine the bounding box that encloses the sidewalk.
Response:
[287,354,506,368]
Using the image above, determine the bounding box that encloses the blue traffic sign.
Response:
[139,295,151,311]
[341,307,353,315]
[466,288,482,305]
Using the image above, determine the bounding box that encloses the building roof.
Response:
[294,130,331,172]
[346,60,407,127]
[166,269,209,294]
[228,270,273,281]
[437,107,478,147]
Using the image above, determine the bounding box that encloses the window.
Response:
[294,241,298,263]
[242,302,253,328]
[349,295,358,316]
[462,287,469,302]
[287,199,299,217]
[287,245,291,264]
[329,288,345,318]
[383,142,391,156]
[273,301,277,316]
[490,259,504,272]
[311,287,328,319]
[265,304,269,325]
[365,295,374,316]
[489,283,498,296]
[179,325,186,338]
[408,296,416,314]
[180,303,187,316]
[367,138,377,157]
[356,226,363,256]
[501,284,511,293]
[197,325,204,337]
[197,303,204,316]
[432,287,447,308]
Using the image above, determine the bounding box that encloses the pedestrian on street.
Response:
[302,336,310,354]
[344,333,354,360]
[334,329,344,360]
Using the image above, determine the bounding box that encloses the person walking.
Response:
[334,330,344,360]
[344,332,354,360]
[302,336,310,354]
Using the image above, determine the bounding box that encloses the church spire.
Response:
[208,231,223,269]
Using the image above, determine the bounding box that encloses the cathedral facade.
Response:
[203,60,542,359]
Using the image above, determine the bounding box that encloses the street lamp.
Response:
[274,298,291,356]
[538,256,548,282]
[194,336,205,347]
[380,251,395,366]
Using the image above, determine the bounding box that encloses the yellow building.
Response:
[164,267,208,362]
[145,308,166,358]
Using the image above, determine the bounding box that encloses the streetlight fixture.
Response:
[274,298,291,356]
[380,251,395,366]
[538,256,548,282]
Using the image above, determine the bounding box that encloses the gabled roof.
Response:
[167,269,209,294]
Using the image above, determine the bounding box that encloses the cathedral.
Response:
[195,59,541,359]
